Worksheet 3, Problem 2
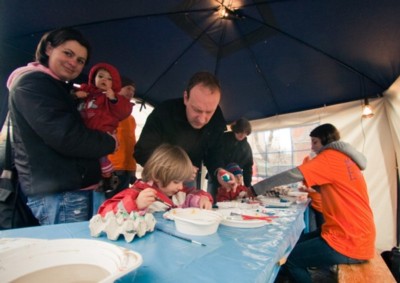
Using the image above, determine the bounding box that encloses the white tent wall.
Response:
[250,89,399,251]
[385,76,400,195]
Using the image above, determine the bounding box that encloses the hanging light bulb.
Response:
[218,3,243,20]
[219,6,228,18]
[362,97,374,118]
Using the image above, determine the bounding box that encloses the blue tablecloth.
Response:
[0,203,307,283]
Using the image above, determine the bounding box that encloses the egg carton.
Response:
[89,211,156,243]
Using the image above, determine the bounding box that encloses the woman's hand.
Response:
[198,196,212,210]
[136,188,157,210]
[75,90,88,98]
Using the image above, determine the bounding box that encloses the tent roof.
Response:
[1,0,400,122]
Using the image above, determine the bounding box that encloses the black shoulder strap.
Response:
[0,115,15,202]
[4,116,12,171]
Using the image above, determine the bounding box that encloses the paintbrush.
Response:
[155,227,206,246]
[155,197,172,209]
[230,212,275,221]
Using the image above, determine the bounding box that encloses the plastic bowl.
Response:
[168,208,222,236]
[0,238,143,283]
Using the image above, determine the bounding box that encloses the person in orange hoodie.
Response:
[299,124,369,233]
[252,123,374,283]
[107,77,137,198]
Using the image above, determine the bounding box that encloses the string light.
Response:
[362,97,374,118]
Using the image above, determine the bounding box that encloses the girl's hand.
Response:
[136,188,157,210]
[105,89,116,100]
[198,196,212,210]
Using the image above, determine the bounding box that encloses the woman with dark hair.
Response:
[309,123,340,146]
[252,123,375,283]
[7,27,116,225]
[34,28,91,67]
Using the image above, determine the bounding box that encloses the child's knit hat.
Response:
[225,163,243,176]
[88,62,122,93]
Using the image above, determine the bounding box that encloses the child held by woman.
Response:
[75,63,132,192]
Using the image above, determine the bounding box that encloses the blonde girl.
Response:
[98,144,213,216]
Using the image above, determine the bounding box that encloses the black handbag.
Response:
[0,118,39,229]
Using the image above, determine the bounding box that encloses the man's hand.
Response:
[216,168,236,192]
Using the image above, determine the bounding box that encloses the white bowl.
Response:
[166,208,222,236]
[0,238,143,283]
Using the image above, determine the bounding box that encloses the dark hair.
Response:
[231,117,252,135]
[121,76,136,88]
[35,27,91,67]
[185,71,221,98]
[309,123,340,145]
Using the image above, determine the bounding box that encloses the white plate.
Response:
[257,196,293,208]
[0,238,46,253]
[287,191,308,197]
[217,208,270,228]
[0,238,143,283]
[216,201,261,209]
[287,191,308,203]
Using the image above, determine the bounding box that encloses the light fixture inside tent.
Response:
[362,97,374,118]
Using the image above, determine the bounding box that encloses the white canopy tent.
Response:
[250,77,400,252]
